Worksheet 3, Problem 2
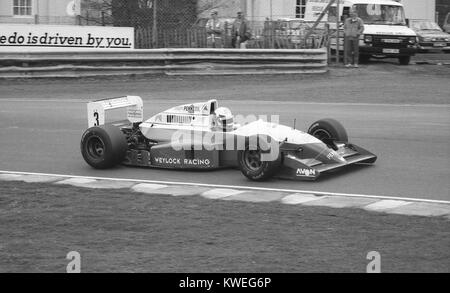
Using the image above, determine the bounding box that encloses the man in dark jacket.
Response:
[232,12,251,48]
[344,10,364,67]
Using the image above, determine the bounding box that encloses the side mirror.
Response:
[405,18,410,26]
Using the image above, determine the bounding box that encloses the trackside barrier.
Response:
[0,48,328,78]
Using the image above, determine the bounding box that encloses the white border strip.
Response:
[1,170,449,205]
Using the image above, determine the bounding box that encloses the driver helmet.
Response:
[214,107,234,131]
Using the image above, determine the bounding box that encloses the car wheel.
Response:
[307,118,348,143]
[399,55,411,65]
[80,124,127,169]
[238,138,281,181]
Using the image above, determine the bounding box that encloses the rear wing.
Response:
[87,96,143,127]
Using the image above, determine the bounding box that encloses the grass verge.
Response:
[0,181,448,273]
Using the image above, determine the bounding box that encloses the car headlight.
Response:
[364,35,372,43]
[408,37,416,44]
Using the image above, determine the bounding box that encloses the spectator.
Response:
[206,10,224,48]
[232,12,251,48]
[344,10,364,67]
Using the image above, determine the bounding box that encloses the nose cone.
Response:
[303,143,347,164]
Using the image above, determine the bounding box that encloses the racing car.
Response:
[80,96,376,181]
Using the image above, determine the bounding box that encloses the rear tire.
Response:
[399,55,411,65]
[238,137,281,181]
[307,118,348,143]
[80,124,127,169]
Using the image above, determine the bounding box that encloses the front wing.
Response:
[276,144,377,181]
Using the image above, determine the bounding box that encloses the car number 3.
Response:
[93,111,99,126]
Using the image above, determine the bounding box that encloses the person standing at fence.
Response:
[344,10,364,68]
[232,12,251,48]
[206,11,224,48]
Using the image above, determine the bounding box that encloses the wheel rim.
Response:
[243,150,262,171]
[311,129,332,141]
[86,136,105,160]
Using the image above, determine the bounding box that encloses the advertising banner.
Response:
[0,24,134,50]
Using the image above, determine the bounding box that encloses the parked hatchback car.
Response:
[408,19,450,53]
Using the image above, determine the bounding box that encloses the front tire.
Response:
[80,124,127,169]
[238,138,281,181]
[307,118,348,143]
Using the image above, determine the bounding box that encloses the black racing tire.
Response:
[80,124,127,169]
[399,55,411,65]
[307,118,348,143]
[238,136,281,181]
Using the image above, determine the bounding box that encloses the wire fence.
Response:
[77,0,330,49]
[0,0,330,50]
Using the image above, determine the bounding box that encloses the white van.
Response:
[323,0,418,64]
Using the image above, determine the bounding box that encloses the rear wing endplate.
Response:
[87,96,143,127]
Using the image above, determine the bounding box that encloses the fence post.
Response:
[336,0,340,64]
[147,26,151,48]
[152,0,158,48]
[325,23,331,64]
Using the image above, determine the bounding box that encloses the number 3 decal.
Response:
[93,111,99,126]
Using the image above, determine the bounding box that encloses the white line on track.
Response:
[0,98,448,108]
[1,170,449,205]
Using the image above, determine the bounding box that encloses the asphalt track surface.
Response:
[0,63,449,201]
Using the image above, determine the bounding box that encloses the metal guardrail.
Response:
[0,48,328,78]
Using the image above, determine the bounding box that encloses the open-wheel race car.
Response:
[80,96,376,181]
